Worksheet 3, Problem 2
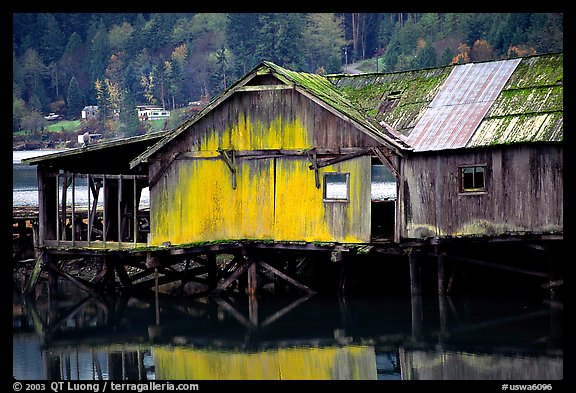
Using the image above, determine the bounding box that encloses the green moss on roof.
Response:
[262,61,408,148]
[487,86,563,117]
[327,67,451,136]
[468,112,563,147]
[503,53,563,90]
[472,53,563,147]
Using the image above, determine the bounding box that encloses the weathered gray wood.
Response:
[257,260,316,294]
[216,258,254,291]
[312,148,372,169]
[46,261,101,298]
[400,144,562,239]
[24,250,46,294]
[409,251,422,296]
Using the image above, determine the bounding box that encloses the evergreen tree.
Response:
[66,76,85,118]
[304,13,347,73]
[414,43,437,68]
[227,13,265,75]
[88,18,110,100]
[37,13,65,64]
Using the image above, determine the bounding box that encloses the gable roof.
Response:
[329,52,563,152]
[129,61,410,169]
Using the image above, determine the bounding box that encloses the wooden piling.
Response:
[408,250,422,296]
[437,249,446,295]
[410,292,423,341]
[24,250,47,295]
[247,259,257,296]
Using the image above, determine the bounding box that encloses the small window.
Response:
[460,165,486,193]
[324,172,349,202]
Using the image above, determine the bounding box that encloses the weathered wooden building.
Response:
[129,61,407,246]
[21,53,563,297]
[329,53,563,241]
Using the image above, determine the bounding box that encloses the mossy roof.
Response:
[329,53,563,151]
[327,66,452,138]
[467,53,563,147]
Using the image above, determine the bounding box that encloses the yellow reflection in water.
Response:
[153,344,377,380]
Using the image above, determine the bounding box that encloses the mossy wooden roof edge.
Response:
[21,130,169,166]
[129,61,411,169]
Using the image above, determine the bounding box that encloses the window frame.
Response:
[323,172,350,203]
[458,164,487,194]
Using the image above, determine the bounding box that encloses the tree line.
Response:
[13,12,563,138]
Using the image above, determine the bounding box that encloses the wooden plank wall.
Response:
[400,144,563,239]
[148,88,378,245]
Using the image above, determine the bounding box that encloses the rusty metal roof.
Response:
[405,58,521,152]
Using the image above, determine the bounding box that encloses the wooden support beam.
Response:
[24,250,46,295]
[410,292,423,341]
[207,254,219,289]
[247,260,257,296]
[215,258,254,292]
[306,148,320,189]
[114,263,133,288]
[45,261,101,299]
[149,152,179,187]
[218,149,237,189]
[371,147,400,179]
[256,260,316,294]
[312,148,372,169]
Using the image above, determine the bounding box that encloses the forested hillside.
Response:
[13,13,563,141]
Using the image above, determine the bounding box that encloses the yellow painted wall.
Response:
[197,113,312,151]
[153,344,377,380]
[150,112,371,245]
[274,156,371,243]
[151,158,275,245]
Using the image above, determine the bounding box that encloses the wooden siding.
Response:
[151,157,275,245]
[149,88,376,245]
[400,144,562,239]
[274,156,371,243]
[175,89,380,151]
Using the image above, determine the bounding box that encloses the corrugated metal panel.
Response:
[405,59,521,152]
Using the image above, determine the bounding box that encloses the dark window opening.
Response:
[460,165,486,193]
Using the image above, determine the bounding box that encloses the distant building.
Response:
[81,106,99,121]
[137,105,170,121]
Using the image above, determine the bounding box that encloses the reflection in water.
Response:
[13,280,562,381]
[154,345,377,380]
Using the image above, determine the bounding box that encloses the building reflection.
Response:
[13,283,562,380]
